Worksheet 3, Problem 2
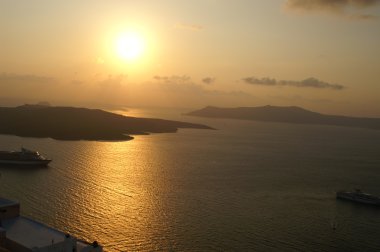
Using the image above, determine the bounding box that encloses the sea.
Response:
[0,107,380,251]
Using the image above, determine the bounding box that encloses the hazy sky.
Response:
[1,0,380,116]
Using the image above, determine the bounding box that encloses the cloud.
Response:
[153,75,209,93]
[0,73,56,85]
[242,77,277,86]
[202,77,215,84]
[285,0,380,19]
[286,0,380,11]
[281,77,345,90]
[174,23,204,31]
[153,75,191,84]
[153,75,251,97]
[347,13,378,20]
[243,76,345,90]
[150,74,253,107]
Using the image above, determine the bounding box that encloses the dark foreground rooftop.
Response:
[0,197,102,252]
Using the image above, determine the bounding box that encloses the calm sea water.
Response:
[1,107,380,251]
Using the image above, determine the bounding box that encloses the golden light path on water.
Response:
[63,138,170,251]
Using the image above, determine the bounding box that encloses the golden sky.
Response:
[1,0,380,116]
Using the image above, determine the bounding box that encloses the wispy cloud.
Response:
[285,0,380,19]
[347,13,378,20]
[153,75,209,93]
[0,73,56,84]
[153,75,191,84]
[243,76,345,90]
[153,75,251,97]
[174,23,204,31]
[243,77,277,86]
[202,77,215,84]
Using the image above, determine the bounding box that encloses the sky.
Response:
[1,0,380,117]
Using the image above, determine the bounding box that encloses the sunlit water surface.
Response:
[1,107,380,251]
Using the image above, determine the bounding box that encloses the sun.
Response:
[116,32,145,61]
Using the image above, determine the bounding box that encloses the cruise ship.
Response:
[0,148,51,166]
[336,189,380,206]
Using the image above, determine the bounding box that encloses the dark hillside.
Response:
[0,105,212,141]
[186,105,380,130]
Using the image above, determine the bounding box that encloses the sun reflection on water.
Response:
[58,136,173,251]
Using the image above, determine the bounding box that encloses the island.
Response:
[0,105,213,141]
[185,105,380,130]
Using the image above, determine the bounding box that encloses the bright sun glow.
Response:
[116,32,145,61]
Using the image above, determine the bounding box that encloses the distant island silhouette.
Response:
[0,105,213,141]
[186,105,380,130]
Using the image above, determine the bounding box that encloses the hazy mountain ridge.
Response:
[186,105,380,130]
[0,105,212,141]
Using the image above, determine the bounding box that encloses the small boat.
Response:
[0,148,51,166]
[336,189,380,206]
